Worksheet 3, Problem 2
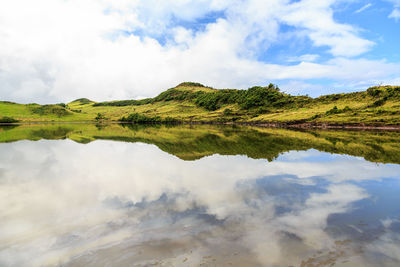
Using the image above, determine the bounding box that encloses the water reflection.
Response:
[0,125,399,266]
[1,123,400,164]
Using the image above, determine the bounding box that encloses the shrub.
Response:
[343,106,352,112]
[238,85,289,109]
[120,113,162,123]
[370,98,387,107]
[71,98,93,105]
[310,114,321,120]
[0,116,19,123]
[177,82,206,87]
[195,93,221,111]
[316,94,342,102]
[325,105,352,115]
[223,108,233,116]
[255,107,271,115]
[93,98,152,107]
[31,105,70,117]
[326,106,341,115]
[386,86,400,98]
[367,86,400,99]
[120,113,184,124]
[367,87,385,97]
[95,113,106,121]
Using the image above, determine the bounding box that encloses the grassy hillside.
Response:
[1,123,400,164]
[1,82,400,126]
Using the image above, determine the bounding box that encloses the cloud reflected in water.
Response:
[0,140,399,266]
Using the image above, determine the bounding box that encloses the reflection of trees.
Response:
[1,124,400,164]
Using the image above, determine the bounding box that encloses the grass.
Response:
[1,84,399,125]
[0,102,92,122]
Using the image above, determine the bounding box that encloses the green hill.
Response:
[1,83,400,127]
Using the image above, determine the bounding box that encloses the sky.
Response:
[0,0,400,103]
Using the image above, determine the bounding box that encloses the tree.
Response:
[95,113,106,121]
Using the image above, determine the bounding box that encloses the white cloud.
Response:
[355,3,372,14]
[389,8,400,20]
[287,54,320,62]
[0,0,395,103]
[279,0,374,57]
[386,0,400,20]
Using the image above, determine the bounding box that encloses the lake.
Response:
[0,123,400,266]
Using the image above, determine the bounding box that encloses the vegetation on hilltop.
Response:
[176,82,210,88]
[92,98,153,107]
[93,83,306,111]
[70,98,94,105]
[1,83,400,126]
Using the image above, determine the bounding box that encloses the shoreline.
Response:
[1,120,400,131]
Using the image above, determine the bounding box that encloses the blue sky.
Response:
[0,0,399,103]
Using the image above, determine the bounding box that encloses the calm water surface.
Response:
[0,124,400,266]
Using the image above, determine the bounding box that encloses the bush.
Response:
[370,98,387,107]
[177,82,207,87]
[367,86,400,99]
[325,105,352,115]
[343,106,352,112]
[223,108,233,116]
[310,114,321,120]
[238,85,288,109]
[31,105,70,117]
[95,113,106,121]
[326,106,341,115]
[0,116,19,123]
[256,107,271,114]
[367,87,385,97]
[93,98,152,107]
[120,113,162,123]
[195,93,221,111]
[120,113,184,124]
[386,86,400,98]
[71,98,93,105]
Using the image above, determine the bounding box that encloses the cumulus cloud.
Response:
[286,54,320,62]
[0,0,397,103]
[389,8,400,20]
[386,0,400,20]
[279,0,374,57]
